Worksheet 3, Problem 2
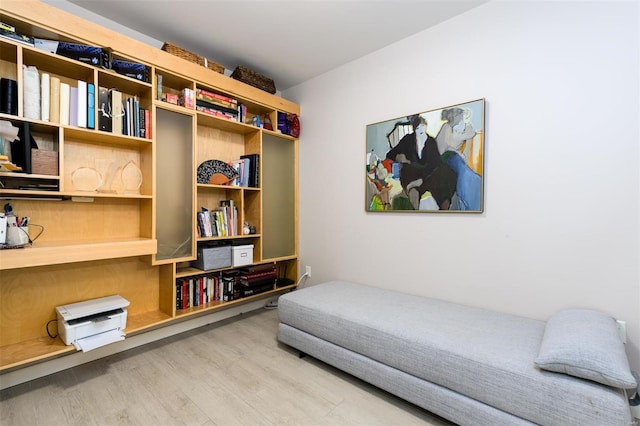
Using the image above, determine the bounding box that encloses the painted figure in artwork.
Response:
[385,115,456,210]
[435,107,482,211]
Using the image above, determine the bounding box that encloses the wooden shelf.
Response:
[0,309,173,371]
[0,238,157,270]
[0,0,298,375]
[0,336,75,372]
[174,284,296,319]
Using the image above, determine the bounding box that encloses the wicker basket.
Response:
[161,42,224,74]
[231,66,276,94]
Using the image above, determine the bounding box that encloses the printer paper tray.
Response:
[73,329,125,352]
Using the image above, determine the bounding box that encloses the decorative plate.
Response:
[121,160,143,194]
[197,159,238,185]
[71,167,102,192]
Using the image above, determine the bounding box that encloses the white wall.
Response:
[284,1,640,370]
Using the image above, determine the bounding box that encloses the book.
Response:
[69,86,78,127]
[196,88,237,105]
[22,65,40,120]
[76,80,87,128]
[196,99,238,116]
[59,82,70,125]
[87,83,95,129]
[49,76,60,123]
[97,86,111,131]
[144,109,150,139]
[111,90,122,134]
[240,153,259,187]
[0,26,34,46]
[40,73,50,122]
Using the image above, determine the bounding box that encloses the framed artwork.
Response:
[365,98,485,213]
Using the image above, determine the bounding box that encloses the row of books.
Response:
[97,87,150,138]
[18,65,150,138]
[176,265,277,310]
[176,274,234,309]
[197,200,238,238]
[229,153,259,187]
[23,66,95,129]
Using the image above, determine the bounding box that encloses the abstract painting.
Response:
[365,98,485,212]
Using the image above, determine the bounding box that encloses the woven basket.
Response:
[231,66,276,94]
[161,42,224,74]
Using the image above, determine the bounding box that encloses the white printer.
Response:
[56,295,129,352]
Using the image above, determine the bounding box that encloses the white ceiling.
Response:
[60,0,487,91]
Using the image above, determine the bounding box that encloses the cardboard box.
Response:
[232,244,254,267]
[195,244,231,270]
[31,149,58,175]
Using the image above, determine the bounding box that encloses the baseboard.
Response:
[0,298,268,390]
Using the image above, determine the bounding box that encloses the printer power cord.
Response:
[46,318,58,339]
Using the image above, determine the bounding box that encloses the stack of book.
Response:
[195,88,238,121]
[237,264,277,297]
[0,22,34,46]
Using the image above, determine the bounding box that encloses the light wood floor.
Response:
[0,307,452,426]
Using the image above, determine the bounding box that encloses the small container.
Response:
[195,244,231,270]
[232,244,254,267]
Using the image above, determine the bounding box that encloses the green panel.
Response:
[262,134,295,259]
[155,108,193,260]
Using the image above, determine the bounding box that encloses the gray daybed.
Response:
[277,281,637,425]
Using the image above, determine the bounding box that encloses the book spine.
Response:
[69,86,78,127]
[76,80,87,128]
[87,83,95,129]
[97,87,111,132]
[49,76,60,123]
[111,90,122,134]
[196,88,237,104]
[59,82,70,125]
[22,65,40,120]
[40,73,50,121]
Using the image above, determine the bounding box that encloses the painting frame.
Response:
[365,98,485,213]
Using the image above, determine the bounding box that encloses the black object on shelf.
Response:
[0,78,18,115]
[10,122,38,174]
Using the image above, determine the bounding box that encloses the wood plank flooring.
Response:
[0,307,452,426]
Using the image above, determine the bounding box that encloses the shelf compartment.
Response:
[62,137,151,196]
[0,40,18,82]
[174,284,296,319]
[196,111,260,134]
[0,308,172,372]
[22,45,96,86]
[155,69,194,105]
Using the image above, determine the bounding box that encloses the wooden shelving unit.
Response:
[0,0,299,372]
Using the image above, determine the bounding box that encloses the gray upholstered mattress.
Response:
[277,281,632,425]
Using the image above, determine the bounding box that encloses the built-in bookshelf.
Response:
[0,0,299,372]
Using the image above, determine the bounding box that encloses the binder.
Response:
[87,83,95,129]
[111,90,122,135]
[98,86,111,132]
[77,80,87,128]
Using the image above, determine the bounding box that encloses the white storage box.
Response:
[232,244,254,267]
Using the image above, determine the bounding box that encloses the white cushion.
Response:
[535,308,637,389]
